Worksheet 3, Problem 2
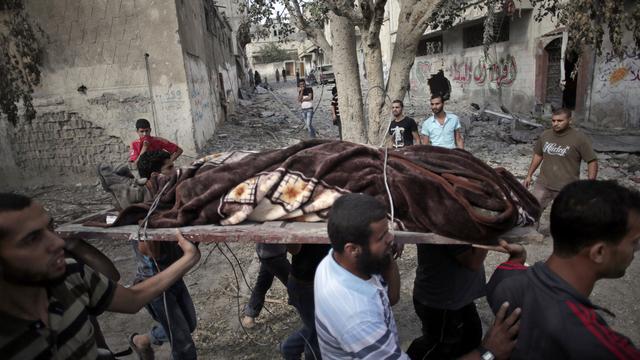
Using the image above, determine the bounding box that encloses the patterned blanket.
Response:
[113,140,540,245]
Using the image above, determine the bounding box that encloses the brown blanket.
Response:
[113,140,540,245]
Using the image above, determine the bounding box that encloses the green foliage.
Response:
[427,0,638,60]
[256,42,296,63]
[239,0,296,42]
[0,0,44,125]
[530,0,639,58]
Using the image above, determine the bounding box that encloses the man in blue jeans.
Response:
[298,79,316,138]
[281,244,330,359]
[130,240,198,360]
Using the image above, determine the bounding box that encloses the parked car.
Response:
[318,64,335,84]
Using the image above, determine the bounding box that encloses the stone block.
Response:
[123,15,140,41]
[91,0,107,19]
[57,20,73,44]
[69,20,85,45]
[110,17,127,42]
[78,0,93,19]
[93,18,112,43]
[105,0,122,19]
[101,41,117,65]
[63,0,80,21]
[121,0,135,17]
[83,21,99,45]
[114,42,130,64]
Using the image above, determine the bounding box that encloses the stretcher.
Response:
[55,209,537,251]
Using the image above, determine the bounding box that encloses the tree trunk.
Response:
[330,13,367,144]
[386,31,422,108]
[362,26,388,145]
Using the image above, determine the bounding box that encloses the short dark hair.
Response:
[392,99,403,108]
[0,193,32,239]
[137,151,171,179]
[135,118,151,129]
[550,180,640,257]
[430,93,445,102]
[328,193,388,253]
[552,108,572,118]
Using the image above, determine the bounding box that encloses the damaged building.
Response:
[0,0,248,189]
[379,1,639,129]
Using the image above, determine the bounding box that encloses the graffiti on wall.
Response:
[596,48,640,98]
[594,48,640,127]
[410,54,517,94]
[410,60,434,93]
[448,55,518,87]
[186,55,215,128]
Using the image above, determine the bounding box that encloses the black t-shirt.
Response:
[413,244,486,310]
[331,95,340,120]
[388,116,418,147]
[301,87,313,97]
[291,244,331,282]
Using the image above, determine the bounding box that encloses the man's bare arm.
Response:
[523,154,543,188]
[413,131,422,145]
[458,302,521,360]
[455,129,464,149]
[170,146,183,162]
[382,257,400,306]
[587,160,598,180]
[421,135,431,145]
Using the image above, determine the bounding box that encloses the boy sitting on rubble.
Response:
[129,118,182,168]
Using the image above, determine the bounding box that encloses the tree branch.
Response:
[282,0,334,59]
[325,0,364,24]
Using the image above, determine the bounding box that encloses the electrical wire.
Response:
[215,243,271,347]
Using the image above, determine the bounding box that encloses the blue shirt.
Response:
[420,112,461,149]
[314,250,409,359]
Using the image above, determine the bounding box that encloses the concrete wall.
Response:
[588,37,640,129]
[253,62,289,82]
[176,0,240,147]
[409,12,539,114]
[1,0,197,187]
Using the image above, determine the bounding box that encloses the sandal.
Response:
[128,333,155,360]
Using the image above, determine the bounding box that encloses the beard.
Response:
[356,246,391,276]
[0,259,67,287]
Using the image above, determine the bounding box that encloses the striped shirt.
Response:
[0,259,116,359]
[314,250,409,359]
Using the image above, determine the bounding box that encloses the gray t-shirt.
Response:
[534,127,597,191]
[413,244,486,310]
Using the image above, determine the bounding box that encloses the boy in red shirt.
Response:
[129,118,183,166]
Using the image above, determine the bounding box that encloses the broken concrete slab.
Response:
[587,134,640,153]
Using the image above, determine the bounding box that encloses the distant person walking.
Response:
[331,86,342,140]
[295,71,300,84]
[298,79,316,138]
[254,70,262,86]
[276,68,280,82]
[282,68,287,82]
[523,108,598,212]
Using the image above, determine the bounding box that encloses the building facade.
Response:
[0,0,244,188]
[380,0,639,128]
